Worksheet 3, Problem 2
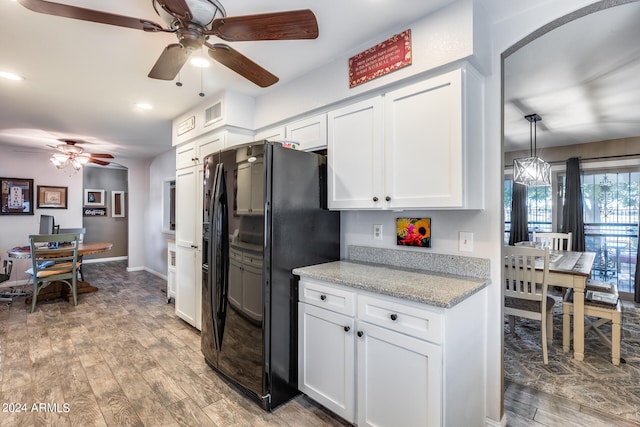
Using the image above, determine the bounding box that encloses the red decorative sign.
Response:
[349,30,412,88]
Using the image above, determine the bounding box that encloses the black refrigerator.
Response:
[201,140,340,410]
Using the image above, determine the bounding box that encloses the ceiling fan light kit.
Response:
[513,113,551,187]
[49,140,114,171]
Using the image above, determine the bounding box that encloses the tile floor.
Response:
[0,261,637,426]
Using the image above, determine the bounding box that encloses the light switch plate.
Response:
[459,231,474,252]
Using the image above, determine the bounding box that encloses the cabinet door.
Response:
[198,132,225,160]
[327,97,384,209]
[384,70,463,208]
[255,126,285,141]
[175,167,197,247]
[242,263,263,322]
[299,303,356,423]
[175,245,197,326]
[286,114,327,151]
[236,162,252,215]
[357,322,442,427]
[176,142,197,170]
[250,159,264,214]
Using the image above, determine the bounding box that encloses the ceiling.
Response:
[503,1,640,152]
[0,0,458,162]
[3,1,636,162]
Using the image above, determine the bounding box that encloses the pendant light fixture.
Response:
[513,113,551,186]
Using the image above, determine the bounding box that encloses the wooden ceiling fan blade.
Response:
[207,9,319,41]
[87,153,115,159]
[89,158,111,166]
[207,43,278,88]
[17,0,165,31]
[148,44,190,80]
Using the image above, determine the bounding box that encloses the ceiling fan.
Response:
[49,139,114,170]
[17,0,319,87]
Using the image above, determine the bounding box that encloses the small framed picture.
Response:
[1,177,34,215]
[396,217,431,248]
[84,189,105,206]
[112,191,125,218]
[37,185,68,209]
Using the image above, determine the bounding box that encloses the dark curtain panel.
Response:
[509,182,529,245]
[561,157,586,252]
[635,210,640,302]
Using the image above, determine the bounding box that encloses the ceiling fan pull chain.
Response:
[199,66,205,97]
[176,72,183,87]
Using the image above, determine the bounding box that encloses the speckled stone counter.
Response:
[293,260,488,308]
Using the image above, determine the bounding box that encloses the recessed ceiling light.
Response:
[135,103,153,110]
[0,71,24,81]
[190,56,210,68]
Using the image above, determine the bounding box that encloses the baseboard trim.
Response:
[83,256,128,264]
[144,267,167,281]
[485,415,507,427]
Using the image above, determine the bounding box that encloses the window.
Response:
[504,179,553,244]
[574,171,638,294]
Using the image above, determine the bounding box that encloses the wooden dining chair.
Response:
[562,282,622,365]
[29,233,81,313]
[532,232,573,251]
[504,245,553,364]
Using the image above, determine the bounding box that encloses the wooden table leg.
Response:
[572,276,586,361]
[25,280,98,304]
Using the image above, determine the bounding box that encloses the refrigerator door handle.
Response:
[211,163,229,350]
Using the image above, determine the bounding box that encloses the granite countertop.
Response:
[293,260,489,308]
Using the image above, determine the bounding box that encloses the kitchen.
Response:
[0,0,637,425]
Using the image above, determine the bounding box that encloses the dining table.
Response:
[536,250,596,362]
[7,242,113,303]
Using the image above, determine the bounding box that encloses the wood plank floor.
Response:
[0,261,637,426]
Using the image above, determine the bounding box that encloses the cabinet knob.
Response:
[385,196,391,202]
[320,294,327,301]
[344,326,350,332]
[372,196,379,202]
[390,313,398,321]
[357,331,364,338]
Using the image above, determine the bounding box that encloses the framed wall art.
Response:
[37,185,68,209]
[112,190,125,218]
[84,189,105,206]
[396,217,431,248]
[1,177,34,215]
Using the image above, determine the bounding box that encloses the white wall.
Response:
[117,157,150,272]
[145,148,176,277]
[0,145,83,282]
[254,0,488,130]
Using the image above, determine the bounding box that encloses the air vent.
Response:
[204,100,223,126]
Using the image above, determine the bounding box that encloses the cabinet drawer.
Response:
[299,279,356,317]
[358,295,442,344]
[243,252,263,267]
[229,248,243,262]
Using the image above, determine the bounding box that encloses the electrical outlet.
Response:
[459,231,474,252]
[373,224,383,240]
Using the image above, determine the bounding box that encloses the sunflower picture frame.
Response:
[396,217,431,248]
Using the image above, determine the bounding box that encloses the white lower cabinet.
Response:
[298,278,485,426]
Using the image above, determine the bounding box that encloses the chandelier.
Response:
[50,144,90,171]
[513,113,551,186]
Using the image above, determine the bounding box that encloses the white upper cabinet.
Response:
[255,113,328,151]
[285,114,327,151]
[328,97,384,210]
[255,126,285,142]
[328,67,484,210]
